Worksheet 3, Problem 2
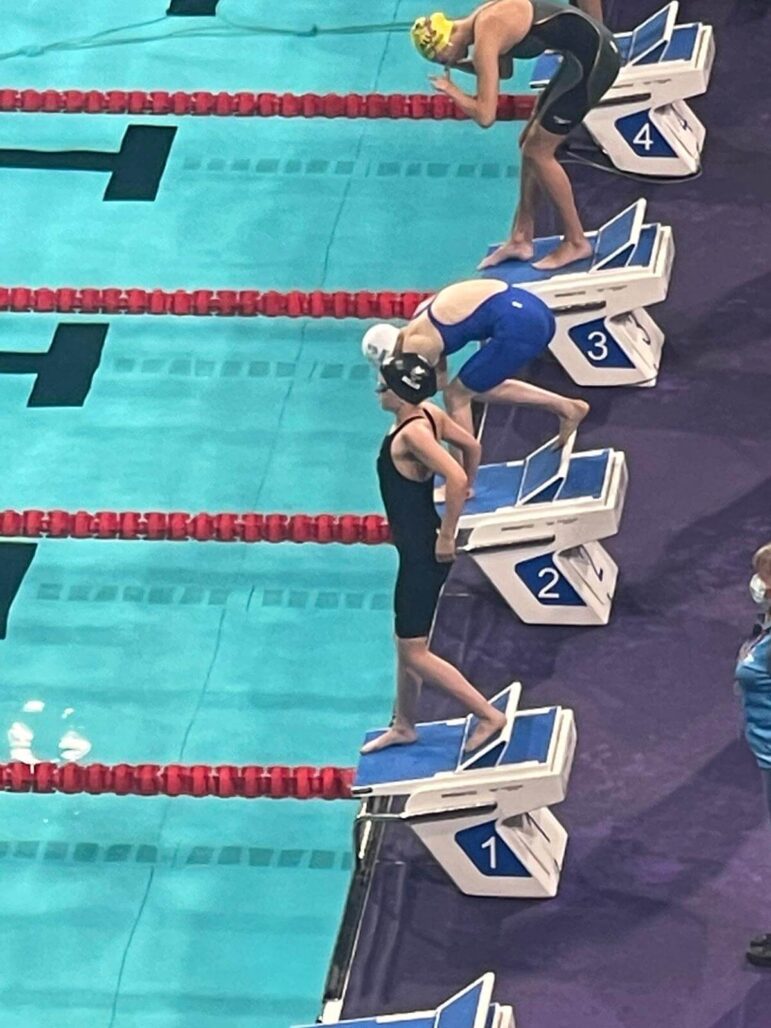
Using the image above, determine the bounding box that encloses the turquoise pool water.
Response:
[0,1,529,1024]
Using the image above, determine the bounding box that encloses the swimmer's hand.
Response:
[429,73,461,100]
[435,531,457,563]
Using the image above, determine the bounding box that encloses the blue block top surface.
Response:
[437,980,486,1028]
[659,23,698,61]
[629,5,673,64]
[480,235,595,283]
[519,442,563,502]
[454,450,610,517]
[295,1018,434,1028]
[557,451,610,501]
[479,224,657,286]
[531,22,698,82]
[460,462,522,515]
[355,720,465,787]
[500,709,557,765]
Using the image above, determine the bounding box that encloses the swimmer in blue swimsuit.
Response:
[362,277,589,450]
[410,1,620,270]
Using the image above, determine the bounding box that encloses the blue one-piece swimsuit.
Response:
[425,284,556,393]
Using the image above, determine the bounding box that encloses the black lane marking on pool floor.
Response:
[0,543,36,639]
[0,839,352,869]
[0,324,107,407]
[182,156,519,180]
[110,358,371,382]
[36,583,391,611]
[0,126,176,201]
[167,0,221,14]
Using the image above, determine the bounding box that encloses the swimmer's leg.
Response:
[524,122,593,270]
[361,659,421,754]
[478,154,540,269]
[398,638,506,753]
[445,375,589,445]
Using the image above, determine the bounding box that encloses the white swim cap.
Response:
[361,323,400,366]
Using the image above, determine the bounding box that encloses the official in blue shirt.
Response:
[735,542,771,967]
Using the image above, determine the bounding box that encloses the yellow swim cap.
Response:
[410,12,455,60]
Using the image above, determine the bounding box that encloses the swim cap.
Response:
[411,12,455,60]
[380,354,437,404]
[362,323,400,366]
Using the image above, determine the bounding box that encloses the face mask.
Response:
[750,574,771,610]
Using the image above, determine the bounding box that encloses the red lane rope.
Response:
[0,287,431,319]
[0,510,391,544]
[0,88,535,121]
[0,762,354,799]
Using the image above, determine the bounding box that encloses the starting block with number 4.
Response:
[480,198,674,387]
[531,2,715,178]
[354,684,576,900]
[442,433,628,626]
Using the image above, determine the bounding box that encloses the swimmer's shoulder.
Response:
[476,0,534,39]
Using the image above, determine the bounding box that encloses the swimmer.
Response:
[572,0,604,22]
[361,353,507,755]
[362,278,589,466]
[410,2,620,270]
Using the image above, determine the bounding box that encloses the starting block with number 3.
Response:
[354,684,576,900]
[531,3,715,178]
[442,433,628,626]
[480,198,674,387]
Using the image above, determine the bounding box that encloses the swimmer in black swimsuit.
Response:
[363,353,507,755]
[410,1,620,270]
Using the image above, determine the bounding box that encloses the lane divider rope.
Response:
[0,510,392,544]
[0,87,535,120]
[0,761,355,798]
[0,287,431,318]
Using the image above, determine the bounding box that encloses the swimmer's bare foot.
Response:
[477,240,534,270]
[557,398,590,445]
[532,239,593,271]
[360,724,418,754]
[464,710,507,752]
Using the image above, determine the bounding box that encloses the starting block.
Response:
[312,974,515,1028]
[531,3,715,178]
[354,684,577,900]
[445,434,628,626]
[479,198,674,387]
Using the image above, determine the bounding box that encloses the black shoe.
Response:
[746,934,771,967]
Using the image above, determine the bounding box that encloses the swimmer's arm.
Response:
[430,39,500,127]
[452,55,513,79]
[403,423,468,539]
[426,404,481,490]
[470,36,502,127]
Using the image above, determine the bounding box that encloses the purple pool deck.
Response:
[342,1,771,1025]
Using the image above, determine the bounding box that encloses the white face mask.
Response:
[750,573,771,610]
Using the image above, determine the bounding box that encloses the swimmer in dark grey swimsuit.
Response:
[410,1,620,270]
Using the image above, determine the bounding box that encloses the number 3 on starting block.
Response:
[567,318,635,370]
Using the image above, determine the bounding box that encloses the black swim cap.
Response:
[380,354,437,403]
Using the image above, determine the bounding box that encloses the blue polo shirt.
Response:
[736,626,771,769]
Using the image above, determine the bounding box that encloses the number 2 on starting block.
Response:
[515,554,585,607]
